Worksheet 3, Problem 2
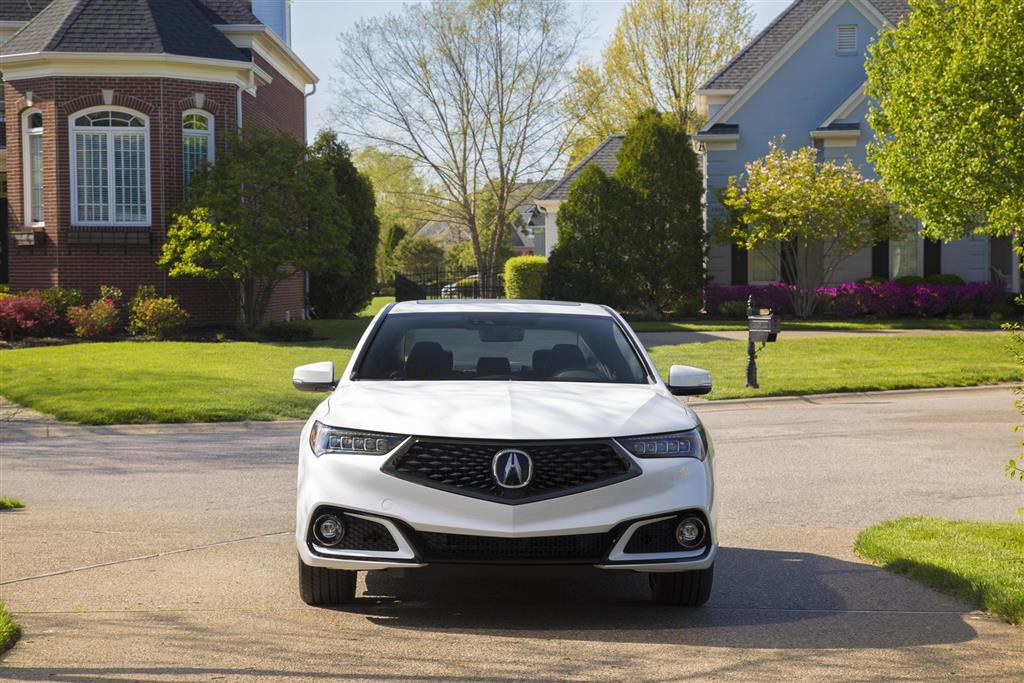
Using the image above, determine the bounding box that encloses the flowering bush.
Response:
[706,281,1008,318]
[67,298,120,338]
[0,295,57,340]
[129,297,189,339]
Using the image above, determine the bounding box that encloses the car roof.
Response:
[387,299,615,317]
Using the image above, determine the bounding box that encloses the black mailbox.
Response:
[748,312,781,343]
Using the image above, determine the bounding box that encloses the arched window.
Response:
[69,107,150,226]
[22,109,44,226]
[182,110,214,189]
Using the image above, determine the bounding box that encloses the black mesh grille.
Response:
[386,438,636,503]
[624,518,681,553]
[309,510,398,552]
[411,530,614,563]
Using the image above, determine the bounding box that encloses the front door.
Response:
[990,235,1014,291]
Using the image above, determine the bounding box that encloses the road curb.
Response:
[685,383,1016,409]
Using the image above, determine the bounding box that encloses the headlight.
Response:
[618,429,705,460]
[308,421,406,457]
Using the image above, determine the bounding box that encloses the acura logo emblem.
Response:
[492,449,533,489]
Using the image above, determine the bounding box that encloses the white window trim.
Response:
[182,108,215,186]
[21,107,44,227]
[68,105,152,227]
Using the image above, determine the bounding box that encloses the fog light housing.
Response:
[675,517,706,549]
[313,514,346,546]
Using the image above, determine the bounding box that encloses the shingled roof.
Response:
[0,0,54,22]
[538,135,624,202]
[1,0,248,61]
[702,0,909,91]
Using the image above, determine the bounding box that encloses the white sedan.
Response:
[293,299,717,606]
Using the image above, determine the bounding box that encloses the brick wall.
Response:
[4,68,308,325]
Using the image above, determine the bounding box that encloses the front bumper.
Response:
[296,429,717,573]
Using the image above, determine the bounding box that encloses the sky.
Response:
[291,0,794,141]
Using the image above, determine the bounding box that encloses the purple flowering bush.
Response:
[706,281,1008,318]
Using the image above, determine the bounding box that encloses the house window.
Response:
[836,25,858,55]
[70,108,150,226]
[750,243,780,284]
[890,234,922,279]
[23,110,44,225]
[182,110,214,189]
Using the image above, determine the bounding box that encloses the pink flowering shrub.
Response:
[706,281,1008,318]
[67,298,120,338]
[0,295,57,340]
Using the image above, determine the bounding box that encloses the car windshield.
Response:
[355,312,648,383]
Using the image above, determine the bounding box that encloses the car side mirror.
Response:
[293,361,337,392]
[667,365,712,396]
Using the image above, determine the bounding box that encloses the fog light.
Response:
[313,514,346,546]
[675,517,706,549]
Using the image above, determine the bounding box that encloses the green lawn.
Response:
[0,601,19,654]
[0,497,24,510]
[856,517,1024,624]
[630,318,1007,333]
[649,334,1017,400]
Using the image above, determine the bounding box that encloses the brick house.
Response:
[0,0,317,325]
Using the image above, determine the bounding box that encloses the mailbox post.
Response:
[745,295,782,388]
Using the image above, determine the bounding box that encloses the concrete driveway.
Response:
[1,386,1021,681]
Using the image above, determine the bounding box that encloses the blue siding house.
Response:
[695,0,1017,290]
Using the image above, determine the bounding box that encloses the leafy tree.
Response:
[718,142,908,317]
[445,241,477,271]
[161,128,348,328]
[391,237,445,275]
[308,132,380,319]
[545,111,703,316]
[866,0,1024,240]
[565,0,753,162]
[333,0,583,294]
[377,223,408,285]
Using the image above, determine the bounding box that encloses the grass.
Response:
[0,601,19,654]
[629,318,1007,332]
[0,497,24,510]
[855,517,1024,624]
[648,334,1017,400]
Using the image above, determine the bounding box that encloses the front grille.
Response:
[624,517,681,553]
[308,509,399,552]
[411,530,614,563]
[385,438,637,503]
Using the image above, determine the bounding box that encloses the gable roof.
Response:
[702,0,909,91]
[538,135,624,202]
[1,0,247,61]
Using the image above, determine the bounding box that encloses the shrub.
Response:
[260,320,315,342]
[672,293,703,318]
[717,300,748,319]
[378,286,396,297]
[130,297,189,339]
[895,275,926,286]
[67,298,119,338]
[0,295,57,340]
[926,273,965,285]
[503,256,547,300]
[29,286,83,335]
[99,285,124,304]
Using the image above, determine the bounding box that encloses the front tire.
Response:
[649,565,714,606]
[298,557,357,606]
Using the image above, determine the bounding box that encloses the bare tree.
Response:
[331,0,583,290]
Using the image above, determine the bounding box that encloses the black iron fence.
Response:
[395,268,504,302]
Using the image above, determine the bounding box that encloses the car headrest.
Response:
[532,349,550,376]
[545,344,587,376]
[405,341,452,379]
[476,356,511,377]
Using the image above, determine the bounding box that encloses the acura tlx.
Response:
[293,299,717,607]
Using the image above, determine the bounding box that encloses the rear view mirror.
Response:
[293,361,337,392]
[667,365,712,396]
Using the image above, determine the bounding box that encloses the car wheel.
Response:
[298,557,357,606]
[648,565,714,606]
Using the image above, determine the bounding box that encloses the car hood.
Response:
[322,381,697,440]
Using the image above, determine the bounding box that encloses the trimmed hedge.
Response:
[706,281,1008,318]
[504,256,547,300]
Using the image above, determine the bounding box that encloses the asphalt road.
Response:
[1,386,1021,681]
